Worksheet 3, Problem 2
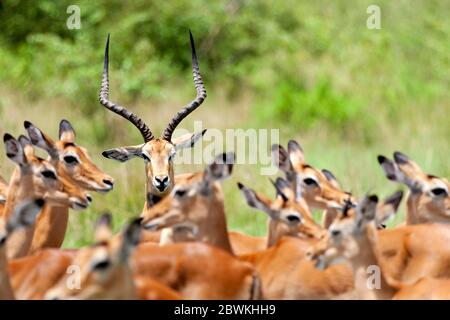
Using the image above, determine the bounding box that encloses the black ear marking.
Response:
[59,119,76,139]
[393,151,409,165]
[322,169,337,182]
[96,212,112,228]
[384,190,404,211]
[270,178,288,202]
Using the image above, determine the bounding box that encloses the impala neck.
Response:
[322,208,339,229]
[29,205,69,253]
[195,185,233,254]
[349,224,396,300]
[4,168,37,259]
[266,220,296,248]
[0,245,14,299]
[406,193,421,224]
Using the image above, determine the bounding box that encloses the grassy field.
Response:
[0,86,447,247]
[0,0,448,247]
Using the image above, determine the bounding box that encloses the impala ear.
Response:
[59,119,76,143]
[94,213,113,243]
[102,145,143,162]
[173,130,207,151]
[4,134,27,166]
[376,190,403,226]
[322,169,341,189]
[238,182,277,220]
[204,152,235,182]
[272,177,295,201]
[272,144,292,174]
[118,217,142,263]
[356,194,379,222]
[377,155,398,181]
[24,121,58,159]
[288,140,305,167]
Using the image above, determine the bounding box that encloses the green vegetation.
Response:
[0,0,448,247]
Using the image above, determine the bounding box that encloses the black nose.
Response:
[155,176,169,184]
[103,179,113,186]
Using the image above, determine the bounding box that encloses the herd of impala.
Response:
[0,32,448,300]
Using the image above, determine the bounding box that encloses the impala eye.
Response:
[431,187,448,197]
[142,154,151,162]
[92,259,111,271]
[303,178,318,187]
[41,170,57,180]
[63,155,79,165]
[286,215,301,223]
[174,189,187,198]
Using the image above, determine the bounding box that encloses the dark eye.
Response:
[142,154,151,162]
[175,189,187,198]
[431,188,448,197]
[41,170,57,180]
[93,259,111,271]
[63,155,79,165]
[286,215,301,223]
[303,178,318,186]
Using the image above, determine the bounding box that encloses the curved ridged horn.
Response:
[99,34,154,142]
[162,30,207,141]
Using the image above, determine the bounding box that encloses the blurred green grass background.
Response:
[0,0,448,247]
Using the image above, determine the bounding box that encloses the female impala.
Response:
[99,31,207,207]
[24,120,114,251]
[311,190,450,299]
[2,134,90,258]
[45,214,180,300]
[0,199,44,300]
[272,140,356,228]
[378,151,449,224]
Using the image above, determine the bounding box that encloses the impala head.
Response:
[3,134,90,210]
[99,31,207,200]
[24,120,114,193]
[272,140,356,211]
[140,152,234,232]
[378,152,449,219]
[311,191,403,269]
[45,214,142,300]
[238,177,326,240]
[0,199,45,250]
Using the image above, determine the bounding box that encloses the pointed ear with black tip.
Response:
[288,140,305,167]
[376,190,403,226]
[94,213,113,243]
[24,121,59,159]
[322,169,341,189]
[271,177,295,201]
[173,130,207,151]
[118,217,142,263]
[17,135,36,160]
[59,119,76,143]
[271,144,292,175]
[6,199,45,234]
[237,182,277,220]
[4,134,27,167]
[377,155,399,182]
[356,194,379,222]
[203,152,235,183]
[102,145,143,162]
